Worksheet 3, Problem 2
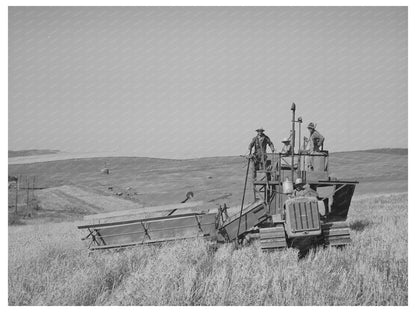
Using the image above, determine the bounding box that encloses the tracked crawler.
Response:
[78,104,358,251]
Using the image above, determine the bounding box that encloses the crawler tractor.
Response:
[78,104,358,251]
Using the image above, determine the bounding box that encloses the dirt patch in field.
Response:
[33,185,144,222]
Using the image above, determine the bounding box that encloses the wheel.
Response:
[259,224,287,250]
[322,221,351,246]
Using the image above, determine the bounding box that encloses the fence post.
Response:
[15,175,19,215]
[26,176,30,212]
[32,176,36,209]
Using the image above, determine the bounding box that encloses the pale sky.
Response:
[9,6,407,159]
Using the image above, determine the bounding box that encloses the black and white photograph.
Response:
[6,3,410,307]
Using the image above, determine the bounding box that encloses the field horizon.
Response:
[8,147,408,162]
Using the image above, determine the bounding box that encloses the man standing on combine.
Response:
[306,122,325,171]
[306,122,325,152]
[248,127,275,180]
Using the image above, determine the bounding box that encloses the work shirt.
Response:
[294,185,318,197]
[281,144,292,155]
[307,130,325,152]
[248,134,274,157]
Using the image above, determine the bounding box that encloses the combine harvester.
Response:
[78,104,358,251]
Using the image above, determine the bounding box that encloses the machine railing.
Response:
[255,151,329,180]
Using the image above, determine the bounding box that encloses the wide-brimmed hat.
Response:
[295,178,303,185]
[307,122,315,129]
[256,127,265,132]
[282,137,290,143]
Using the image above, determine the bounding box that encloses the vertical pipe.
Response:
[278,153,282,212]
[291,103,296,182]
[298,119,301,178]
[237,156,251,241]
[271,151,276,215]
[303,136,306,181]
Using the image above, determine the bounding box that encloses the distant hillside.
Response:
[347,148,408,156]
[8,149,60,158]
[8,149,408,206]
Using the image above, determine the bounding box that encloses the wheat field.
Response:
[8,193,407,306]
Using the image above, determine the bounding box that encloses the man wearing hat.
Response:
[294,180,318,197]
[281,136,293,156]
[293,178,305,196]
[306,122,325,153]
[248,127,275,180]
[304,122,325,171]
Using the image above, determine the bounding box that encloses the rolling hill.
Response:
[8,149,407,223]
[8,149,60,158]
